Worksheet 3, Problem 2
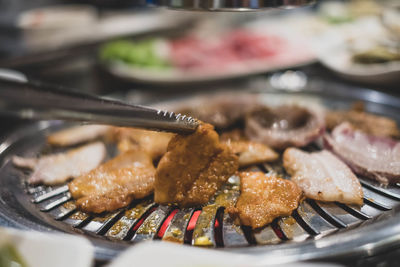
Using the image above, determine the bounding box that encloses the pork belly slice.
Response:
[223,140,279,167]
[113,127,174,160]
[324,122,400,185]
[155,123,239,207]
[69,150,155,213]
[326,110,400,139]
[47,125,111,146]
[228,172,302,229]
[245,105,325,150]
[13,142,106,185]
[283,147,363,205]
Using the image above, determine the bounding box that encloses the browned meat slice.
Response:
[326,110,400,139]
[224,140,278,167]
[113,127,174,159]
[220,129,246,142]
[47,125,111,146]
[220,129,278,167]
[228,172,302,229]
[245,105,325,150]
[69,150,155,213]
[155,123,239,207]
[283,147,363,205]
[324,122,400,185]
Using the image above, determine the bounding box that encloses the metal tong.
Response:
[0,74,199,134]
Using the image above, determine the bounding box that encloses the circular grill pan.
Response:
[1,85,400,263]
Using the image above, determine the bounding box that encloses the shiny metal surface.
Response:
[1,81,400,263]
[153,0,315,11]
[0,77,199,134]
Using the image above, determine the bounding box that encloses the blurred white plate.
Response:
[315,17,400,85]
[0,227,94,267]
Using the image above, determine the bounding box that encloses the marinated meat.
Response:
[324,122,400,185]
[69,150,155,213]
[13,142,106,185]
[113,127,174,159]
[228,172,302,229]
[224,140,278,167]
[245,105,325,150]
[173,94,259,129]
[326,110,400,139]
[154,123,239,207]
[47,125,111,146]
[283,147,363,205]
[220,129,246,142]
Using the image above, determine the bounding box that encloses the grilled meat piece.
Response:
[228,172,302,229]
[69,150,155,213]
[324,122,400,185]
[224,140,278,167]
[326,110,400,139]
[47,125,111,146]
[283,147,363,205]
[113,127,174,160]
[13,142,106,185]
[155,123,239,207]
[245,105,325,150]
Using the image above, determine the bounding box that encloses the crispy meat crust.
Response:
[228,172,302,229]
[154,123,238,207]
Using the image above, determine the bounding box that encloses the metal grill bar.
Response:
[362,187,398,210]
[335,203,371,220]
[162,209,192,244]
[24,146,400,249]
[222,211,249,247]
[39,192,71,211]
[82,211,122,234]
[254,225,281,245]
[315,201,362,229]
[47,200,76,221]
[63,211,91,228]
[360,179,400,201]
[192,205,218,247]
[32,185,69,203]
[358,202,385,217]
[132,205,171,242]
[307,199,347,229]
[105,200,155,240]
[295,202,337,237]
[363,198,391,211]
[278,216,310,242]
[27,185,46,194]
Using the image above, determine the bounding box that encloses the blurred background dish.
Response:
[99,25,315,84]
[314,1,400,85]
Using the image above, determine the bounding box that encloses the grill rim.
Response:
[1,83,400,262]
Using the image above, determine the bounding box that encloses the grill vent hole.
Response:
[241,226,257,245]
[271,219,288,241]
[184,209,201,244]
[335,203,371,220]
[291,210,319,236]
[214,207,224,247]
[156,209,179,239]
[307,199,347,229]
